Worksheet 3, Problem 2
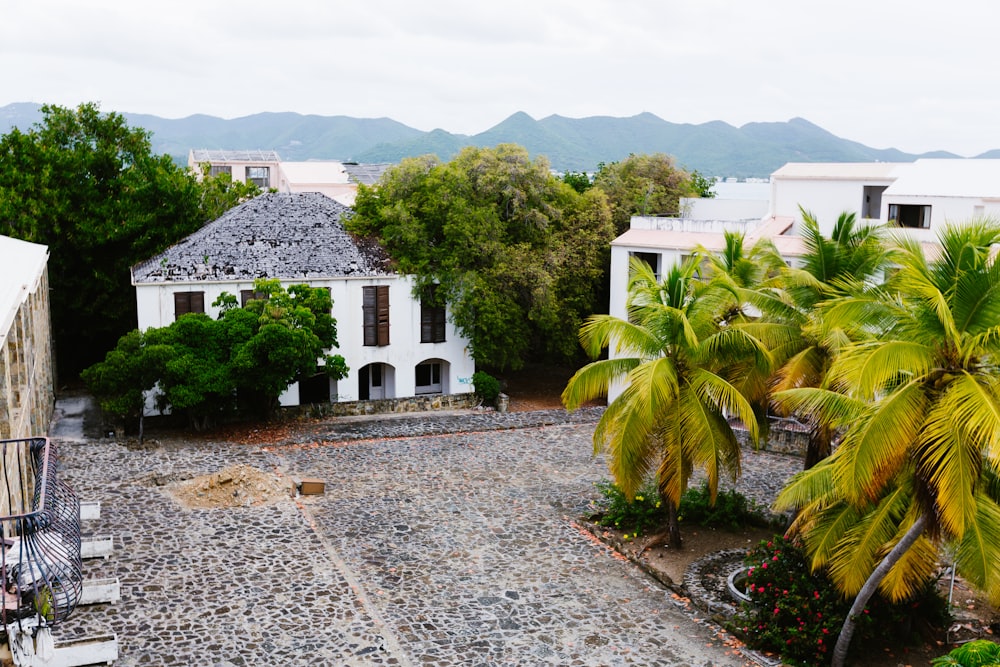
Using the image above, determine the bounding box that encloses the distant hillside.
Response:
[1,103,979,178]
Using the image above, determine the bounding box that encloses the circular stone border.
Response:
[682,548,750,619]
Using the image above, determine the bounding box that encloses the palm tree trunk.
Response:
[831,514,927,667]
[666,499,682,550]
[804,422,833,469]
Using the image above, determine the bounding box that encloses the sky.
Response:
[3,0,999,157]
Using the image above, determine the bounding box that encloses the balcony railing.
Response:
[0,438,82,630]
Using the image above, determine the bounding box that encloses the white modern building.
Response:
[607,158,1000,399]
[187,149,390,207]
[131,192,475,412]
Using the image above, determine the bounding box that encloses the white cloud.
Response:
[2,0,999,155]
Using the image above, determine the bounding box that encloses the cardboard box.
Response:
[299,478,325,495]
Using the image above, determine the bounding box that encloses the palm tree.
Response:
[740,208,888,468]
[562,256,769,548]
[772,221,1000,667]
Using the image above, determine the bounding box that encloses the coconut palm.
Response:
[562,256,770,548]
[772,221,1000,667]
[740,208,889,468]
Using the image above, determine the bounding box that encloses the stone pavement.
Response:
[50,403,801,666]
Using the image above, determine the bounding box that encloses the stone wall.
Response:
[0,267,55,440]
[734,419,811,457]
[284,392,480,419]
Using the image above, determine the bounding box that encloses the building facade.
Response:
[132,192,475,412]
[0,236,55,439]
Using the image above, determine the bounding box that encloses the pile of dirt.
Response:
[165,464,290,509]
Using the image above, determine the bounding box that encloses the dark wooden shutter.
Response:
[420,285,446,343]
[174,291,205,319]
[363,286,389,346]
[375,285,390,346]
[190,292,205,314]
[363,287,377,346]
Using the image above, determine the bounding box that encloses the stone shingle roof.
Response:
[342,163,392,186]
[132,192,393,283]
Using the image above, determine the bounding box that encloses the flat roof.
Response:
[189,149,281,163]
[885,159,1000,198]
[279,161,351,184]
[0,235,48,338]
[771,162,902,181]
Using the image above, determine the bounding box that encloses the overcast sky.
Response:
[3,0,998,156]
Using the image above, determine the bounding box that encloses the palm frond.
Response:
[770,386,865,431]
[915,384,990,537]
[774,460,837,512]
[828,340,935,400]
[827,485,911,595]
[877,530,938,602]
[833,380,926,505]
[800,501,861,572]
[562,357,639,410]
[954,491,1000,605]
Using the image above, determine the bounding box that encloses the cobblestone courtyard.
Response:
[52,401,772,666]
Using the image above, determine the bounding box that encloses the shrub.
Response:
[593,479,668,538]
[931,639,1000,666]
[732,535,950,666]
[678,481,771,529]
[472,371,501,406]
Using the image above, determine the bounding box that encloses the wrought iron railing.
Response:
[0,438,82,629]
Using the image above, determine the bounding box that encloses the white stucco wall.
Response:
[134,274,475,412]
[770,177,896,234]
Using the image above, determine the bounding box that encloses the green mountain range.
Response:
[0,103,976,178]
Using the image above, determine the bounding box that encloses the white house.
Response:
[131,192,475,412]
[187,149,391,207]
[607,158,1000,400]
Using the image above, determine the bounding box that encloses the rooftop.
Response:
[0,235,48,337]
[132,192,393,284]
[189,149,281,163]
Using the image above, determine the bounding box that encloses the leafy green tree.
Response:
[562,257,769,548]
[0,103,251,376]
[349,144,614,370]
[561,170,592,193]
[591,153,699,236]
[83,281,347,430]
[689,170,717,198]
[772,222,1000,667]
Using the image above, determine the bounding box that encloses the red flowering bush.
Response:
[731,535,949,666]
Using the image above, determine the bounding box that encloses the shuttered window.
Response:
[174,291,205,319]
[240,289,268,307]
[420,285,446,343]
[363,286,390,346]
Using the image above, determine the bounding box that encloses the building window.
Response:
[246,166,270,188]
[209,165,232,178]
[629,251,660,276]
[240,289,268,307]
[861,185,887,219]
[363,285,390,346]
[173,292,205,319]
[420,286,446,343]
[415,362,442,395]
[888,204,931,229]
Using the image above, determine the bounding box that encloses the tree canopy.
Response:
[349,144,615,370]
[0,102,258,376]
[82,280,347,430]
[592,153,700,236]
